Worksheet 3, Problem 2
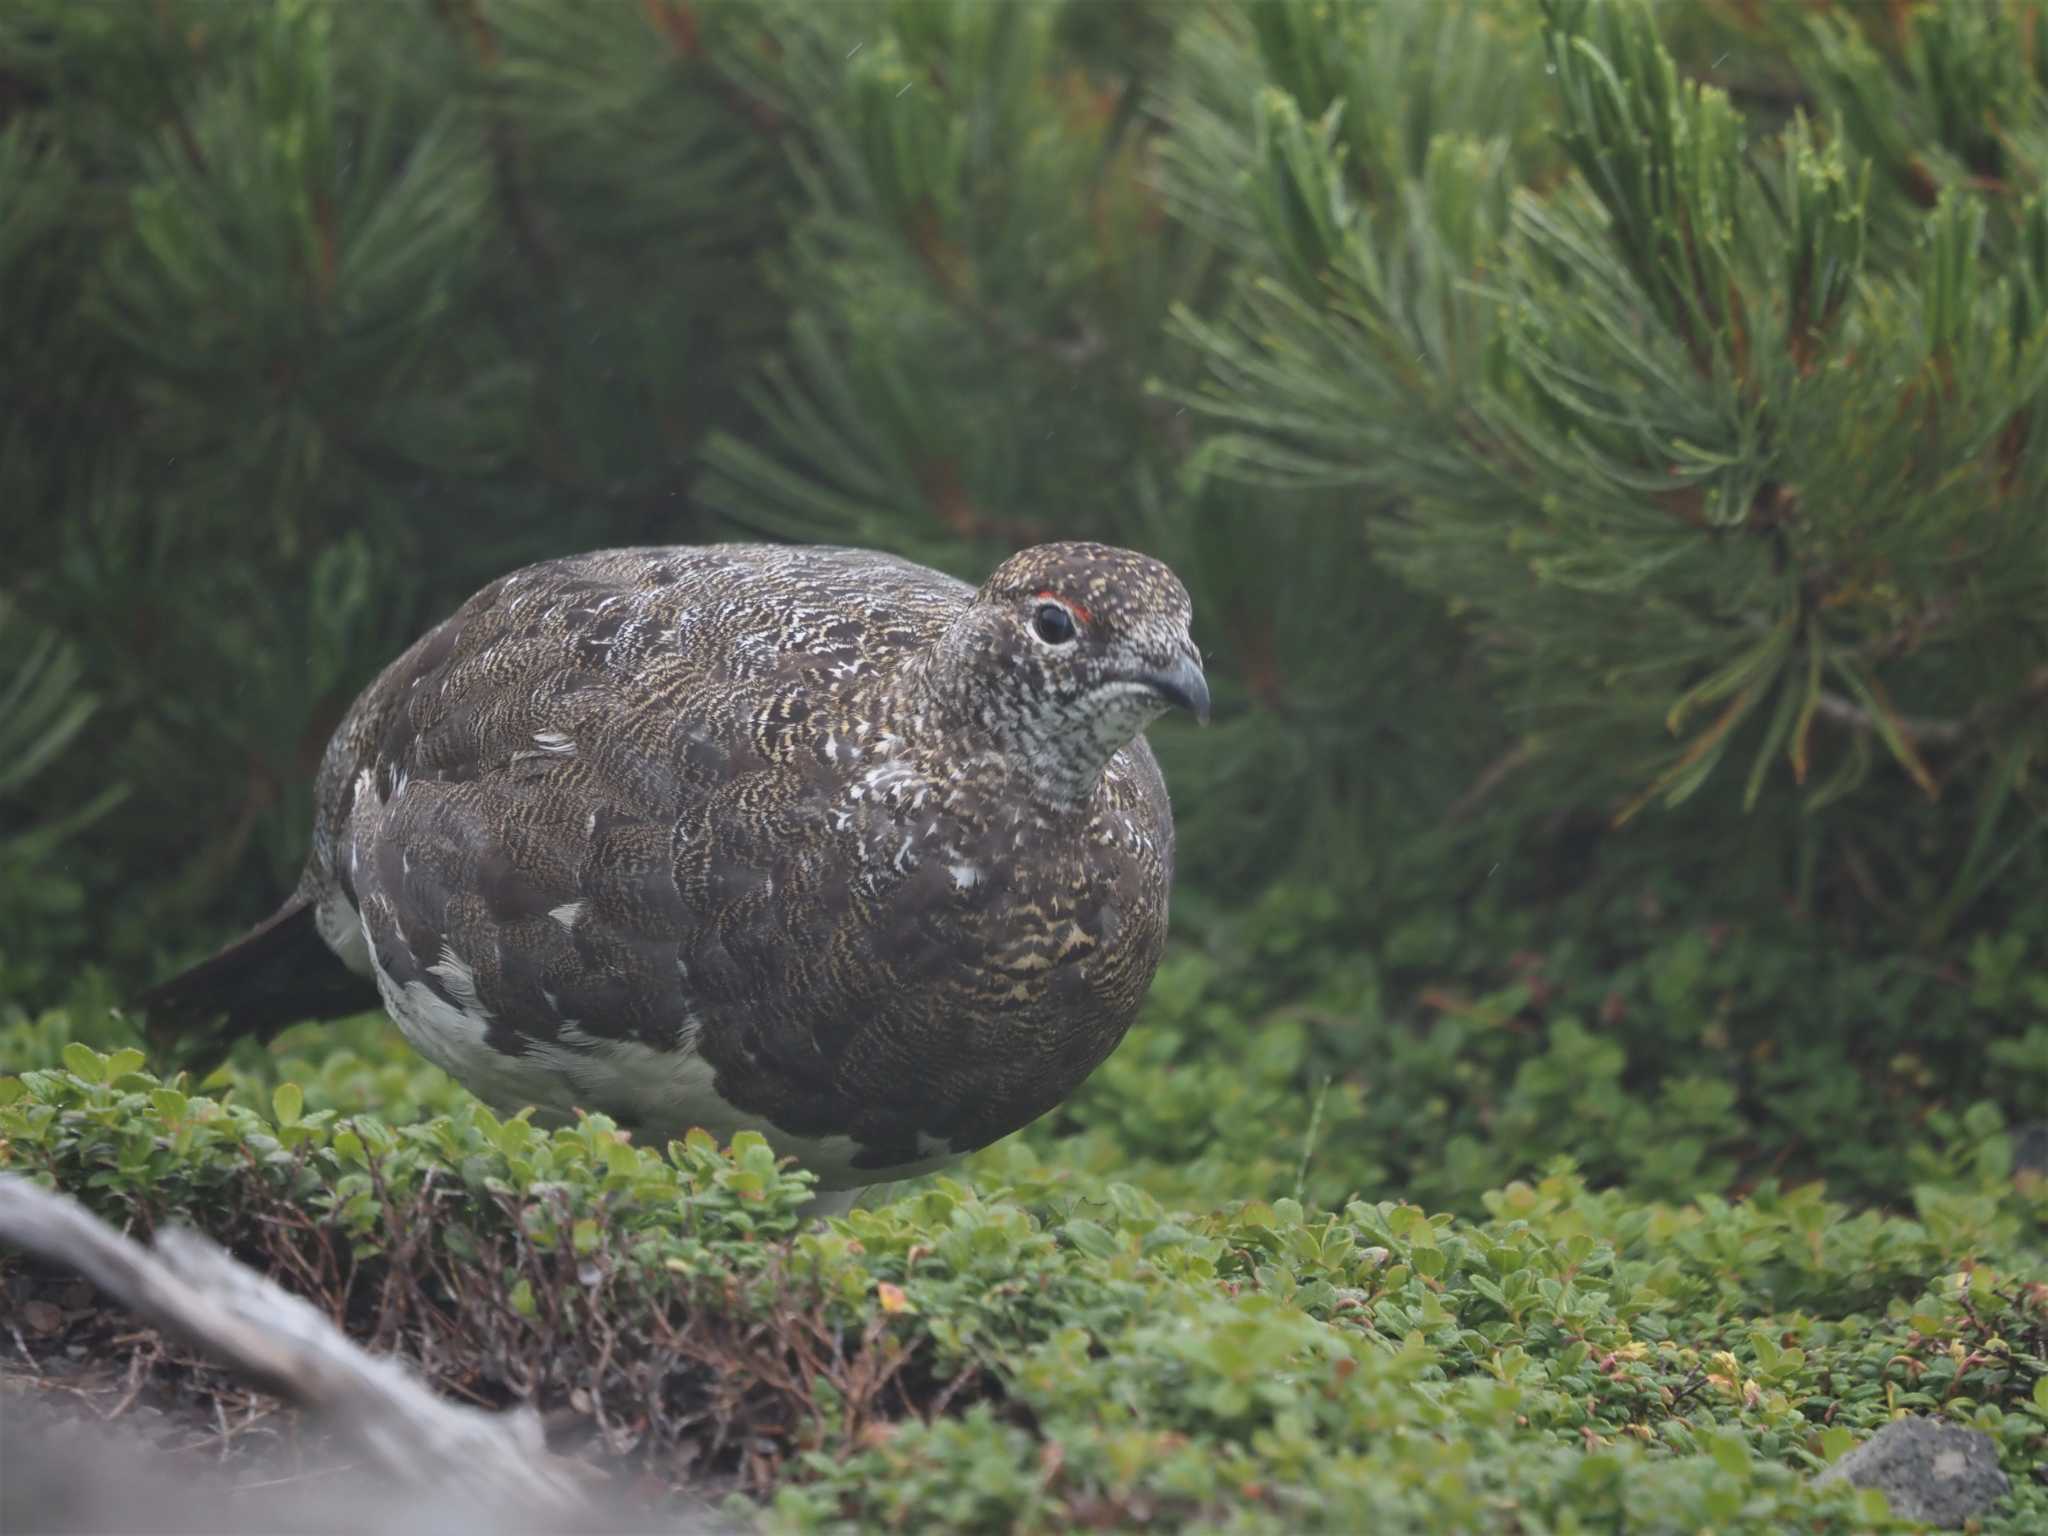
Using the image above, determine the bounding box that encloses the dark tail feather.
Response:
[133,896,380,1068]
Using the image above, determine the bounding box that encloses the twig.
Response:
[1447,740,1537,822]
[101,1335,160,1422]
[8,1319,42,1377]
[1813,664,2048,752]
[232,1458,368,1492]
[0,1175,586,1517]
[1812,691,1965,747]
[1667,1365,1710,1413]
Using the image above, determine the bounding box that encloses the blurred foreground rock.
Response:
[0,1393,645,1536]
[0,1174,730,1535]
[1814,1414,2010,1529]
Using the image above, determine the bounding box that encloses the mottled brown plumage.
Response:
[143,542,1205,1202]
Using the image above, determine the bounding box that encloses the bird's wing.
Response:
[337,556,753,1049]
[327,548,940,1133]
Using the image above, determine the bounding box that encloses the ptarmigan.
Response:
[140,542,1206,1213]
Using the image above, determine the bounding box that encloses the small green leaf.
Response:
[1063,1219,1118,1258]
[273,1082,303,1126]
[1707,1430,1752,1479]
[61,1043,105,1083]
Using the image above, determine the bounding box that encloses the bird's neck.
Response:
[893,653,1143,814]
[1008,696,1152,808]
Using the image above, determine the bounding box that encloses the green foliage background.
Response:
[4,0,2048,1528]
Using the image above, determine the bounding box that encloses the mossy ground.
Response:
[4,893,2047,1532]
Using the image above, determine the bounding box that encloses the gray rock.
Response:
[1815,1414,2010,1528]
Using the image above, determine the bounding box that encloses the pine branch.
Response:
[1811,691,1964,748]
[1814,664,2048,754]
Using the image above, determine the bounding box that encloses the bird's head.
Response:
[929,542,1207,806]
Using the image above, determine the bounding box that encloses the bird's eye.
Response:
[1032,602,1078,645]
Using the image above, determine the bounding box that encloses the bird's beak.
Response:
[1141,647,1211,726]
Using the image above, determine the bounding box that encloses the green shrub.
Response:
[1028,880,2048,1219]
[4,1030,2042,1532]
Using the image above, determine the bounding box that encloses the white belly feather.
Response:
[329,893,958,1193]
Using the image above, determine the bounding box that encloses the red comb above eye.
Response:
[1034,589,1093,625]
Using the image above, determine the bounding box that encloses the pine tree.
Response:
[4,0,2045,997]
[1,0,780,973]
[1168,0,2048,940]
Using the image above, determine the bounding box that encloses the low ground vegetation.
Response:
[5,890,2045,1532]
